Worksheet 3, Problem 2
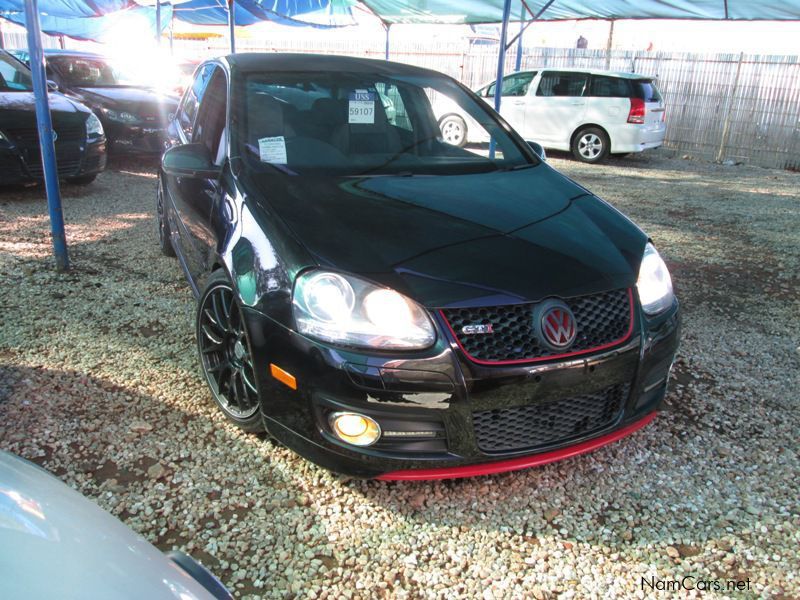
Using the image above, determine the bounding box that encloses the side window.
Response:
[536,72,588,97]
[193,67,227,163]
[589,76,631,98]
[484,72,536,98]
[0,54,32,91]
[177,64,215,140]
[502,72,535,97]
[375,82,411,130]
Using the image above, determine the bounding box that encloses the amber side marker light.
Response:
[270,363,297,390]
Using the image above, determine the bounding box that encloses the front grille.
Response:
[25,157,82,178]
[5,124,85,148]
[472,382,630,453]
[442,288,631,363]
[6,123,86,179]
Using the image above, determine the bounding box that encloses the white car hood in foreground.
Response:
[0,452,216,600]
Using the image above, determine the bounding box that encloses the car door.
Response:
[164,63,221,280]
[527,71,589,149]
[480,72,536,135]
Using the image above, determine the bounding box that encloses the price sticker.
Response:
[348,89,375,124]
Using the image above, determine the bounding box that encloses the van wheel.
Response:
[439,114,467,147]
[572,127,609,163]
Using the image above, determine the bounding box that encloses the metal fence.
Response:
[4,27,799,170]
[195,39,800,170]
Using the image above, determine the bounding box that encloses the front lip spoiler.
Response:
[376,411,657,481]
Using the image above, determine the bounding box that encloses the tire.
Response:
[65,174,97,185]
[196,270,265,432]
[156,177,176,257]
[439,114,467,147]
[571,127,609,163]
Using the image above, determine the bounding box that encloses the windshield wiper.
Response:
[497,163,537,172]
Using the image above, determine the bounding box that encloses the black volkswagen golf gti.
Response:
[158,54,679,480]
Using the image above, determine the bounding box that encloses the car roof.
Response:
[44,49,107,58]
[512,67,654,80]
[224,53,449,79]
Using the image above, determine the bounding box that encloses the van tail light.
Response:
[661,108,666,122]
[627,98,645,124]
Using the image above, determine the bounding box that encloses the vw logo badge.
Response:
[535,300,577,350]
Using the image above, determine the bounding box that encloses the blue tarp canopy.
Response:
[172,0,351,27]
[358,0,800,24]
[0,2,173,41]
[0,0,351,39]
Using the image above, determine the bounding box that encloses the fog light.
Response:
[329,412,381,447]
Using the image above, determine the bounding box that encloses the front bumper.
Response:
[0,139,106,185]
[246,299,680,479]
[104,122,170,154]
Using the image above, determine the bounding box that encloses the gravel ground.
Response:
[1,152,798,599]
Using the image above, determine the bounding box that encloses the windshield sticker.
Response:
[348,89,375,124]
[258,136,287,164]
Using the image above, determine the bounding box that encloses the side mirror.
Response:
[162,143,219,178]
[47,80,59,92]
[527,141,547,161]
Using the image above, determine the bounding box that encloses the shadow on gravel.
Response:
[0,363,286,595]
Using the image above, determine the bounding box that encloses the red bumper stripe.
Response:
[376,411,657,481]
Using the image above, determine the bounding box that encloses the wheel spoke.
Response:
[201,324,224,345]
[229,370,241,409]
[241,365,258,395]
[208,359,230,375]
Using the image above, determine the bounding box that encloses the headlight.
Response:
[104,109,138,124]
[637,242,674,315]
[0,130,9,144]
[293,270,436,350]
[85,112,104,136]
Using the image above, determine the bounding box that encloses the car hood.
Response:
[247,164,647,307]
[0,91,88,124]
[72,86,178,113]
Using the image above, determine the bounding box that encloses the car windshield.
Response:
[48,56,142,87]
[237,71,534,176]
[0,53,33,92]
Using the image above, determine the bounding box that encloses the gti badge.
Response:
[535,300,577,350]
[461,323,494,335]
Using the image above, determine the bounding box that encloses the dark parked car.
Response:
[0,50,105,185]
[10,49,179,154]
[158,54,680,480]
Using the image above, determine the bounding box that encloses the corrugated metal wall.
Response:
[4,26,798,170]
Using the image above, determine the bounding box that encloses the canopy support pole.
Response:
[489,0,513,159]
[515,5,525,72]
[156,0,162,47]
[604,20,614,69]
[716,51,744,162]
[384,23,390,60]
[24,0,69,271]
[228,0,236,53]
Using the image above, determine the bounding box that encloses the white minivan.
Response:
[437,68,666,163]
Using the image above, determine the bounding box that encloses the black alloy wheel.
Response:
[197,271,264,431]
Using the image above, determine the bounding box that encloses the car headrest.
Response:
[249,93,290,139]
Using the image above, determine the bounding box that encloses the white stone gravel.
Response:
[1,152,798,599]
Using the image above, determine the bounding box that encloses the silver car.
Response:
[0,451,232,599]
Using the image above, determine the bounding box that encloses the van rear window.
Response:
[633,80,662,103]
